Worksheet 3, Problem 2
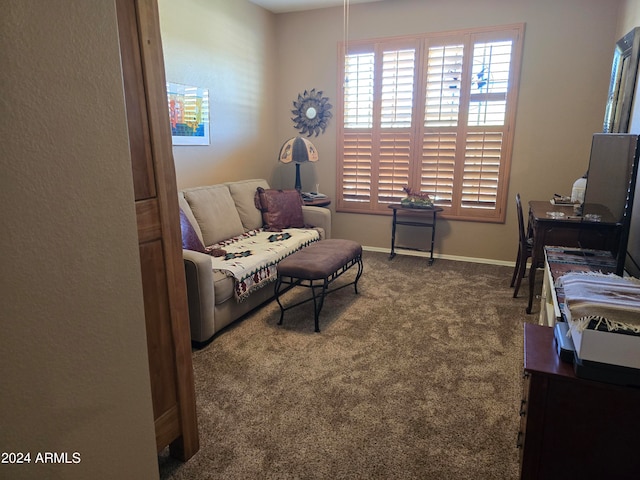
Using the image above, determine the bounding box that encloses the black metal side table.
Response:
[388,204,443,265]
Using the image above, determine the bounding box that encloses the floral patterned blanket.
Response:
[206,228,320,301]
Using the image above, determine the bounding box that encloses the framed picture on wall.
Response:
[166,82,210,145]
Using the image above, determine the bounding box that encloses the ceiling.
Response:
[248,0,383,14]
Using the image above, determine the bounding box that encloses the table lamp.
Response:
[278,136,318,192]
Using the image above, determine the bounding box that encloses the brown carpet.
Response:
[159,251,536,479]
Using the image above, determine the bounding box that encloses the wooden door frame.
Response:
[115,0,199,461]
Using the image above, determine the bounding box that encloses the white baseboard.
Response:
[362,245,515,267]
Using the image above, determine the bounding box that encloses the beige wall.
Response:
[163,0,633,263]
[0,1,158,479]
[159,0,280,189]
[274,0,623,262]
[619,0,640,36]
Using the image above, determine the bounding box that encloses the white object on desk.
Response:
[569,323,640,369]
[571,174,587,203]
[550,197,578,206]
[545,211,565,218]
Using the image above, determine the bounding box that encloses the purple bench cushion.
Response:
[277,239,362,280]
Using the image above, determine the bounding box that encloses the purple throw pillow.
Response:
[179,208,206,253]
[254,187,305,231]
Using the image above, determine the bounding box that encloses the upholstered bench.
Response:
[274,239,363,332]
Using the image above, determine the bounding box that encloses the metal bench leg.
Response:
[311,279,329,333]
[354,256,363,294]
[275,276,285,325]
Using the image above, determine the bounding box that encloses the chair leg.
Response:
[510,245,522,287]
[513,253,527,298]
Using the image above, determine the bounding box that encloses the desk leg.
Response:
[428,210,437,266]
[389,209,397,259]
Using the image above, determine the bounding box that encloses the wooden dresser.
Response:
[518,324,640,480]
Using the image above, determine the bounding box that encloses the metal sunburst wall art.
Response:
[291,88,332,137]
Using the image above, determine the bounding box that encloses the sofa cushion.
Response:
[226,179,270,232]
[213,270,235,305]
[255,187,305,231]
[179,208,206,253]
[183,185,245,246]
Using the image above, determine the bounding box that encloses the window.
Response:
[337,24,524,222]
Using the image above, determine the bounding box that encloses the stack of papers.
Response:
[302,192,328,200]
[550,196,578,205]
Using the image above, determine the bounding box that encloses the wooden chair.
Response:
[511,193,533,298]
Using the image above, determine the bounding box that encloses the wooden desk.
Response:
[519,324,640,480]
[526,201,620,314]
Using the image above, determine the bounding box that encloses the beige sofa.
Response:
[178,179,331,344]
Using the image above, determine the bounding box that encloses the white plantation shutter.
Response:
[421,132,457,206]
[381,49,415,128]
[342,132,373,203]
[462,131,504,209]
[421,43,464,209]
[377,48,415,204]
[468,41,512,126]
[344,53,374,128]
[378,133,412,203]
[341,53,375,207]
[425,44,463,127]
[460,39,513,212]
[337,24,523,221]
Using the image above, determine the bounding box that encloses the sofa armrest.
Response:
[182,249,216,344]
[302,205,331,239]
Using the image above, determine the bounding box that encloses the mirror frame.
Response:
[603,27,640,133]
[291,89,333,137]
